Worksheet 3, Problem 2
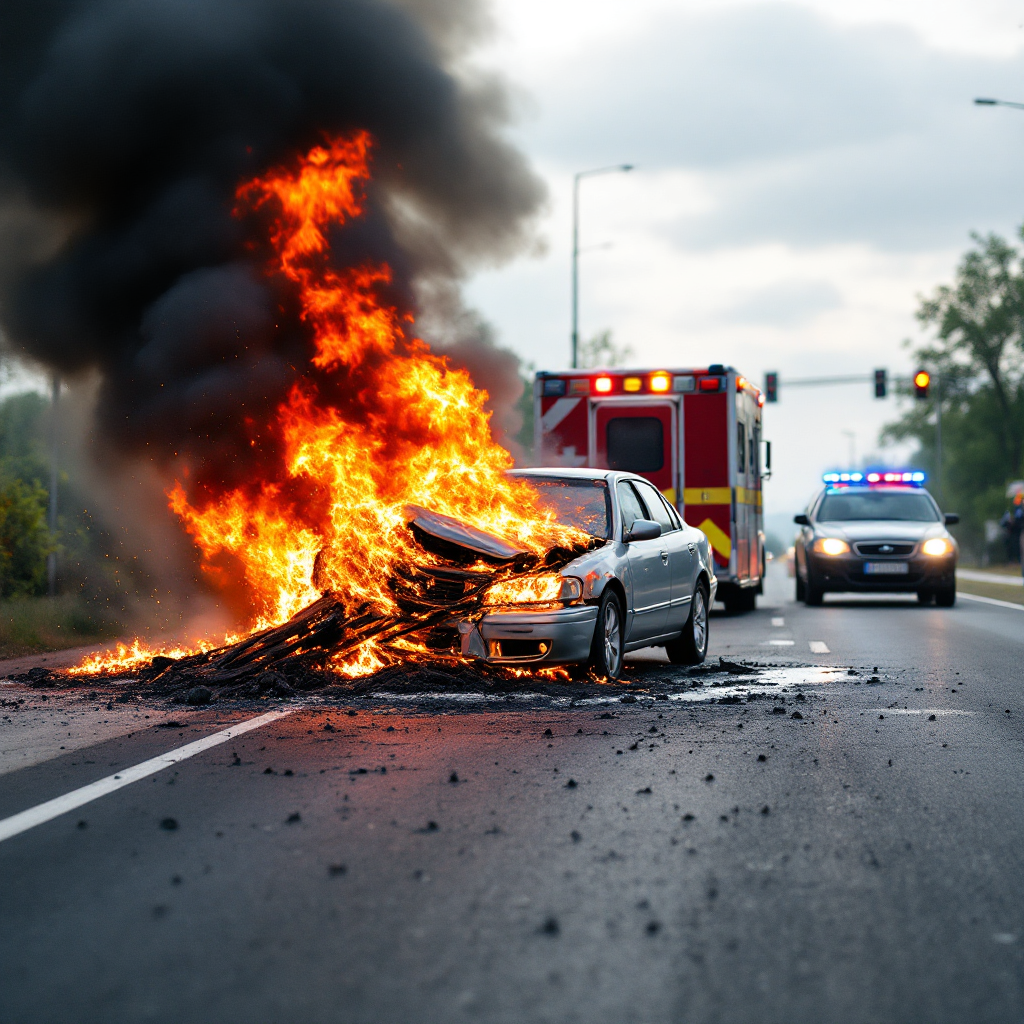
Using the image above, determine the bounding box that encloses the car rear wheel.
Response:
[588,589,624,680]
[795,572,806,602]
[666,581,709,665]
[804,569,824,606]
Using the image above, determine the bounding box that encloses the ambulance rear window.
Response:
[606,417,664,473]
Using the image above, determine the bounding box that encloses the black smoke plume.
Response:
[0,0,541,497]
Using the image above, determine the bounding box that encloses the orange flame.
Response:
[77,131,579,676]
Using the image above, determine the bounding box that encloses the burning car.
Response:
[457,469,717,679]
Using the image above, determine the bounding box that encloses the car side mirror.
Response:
[794,513,810,526]
[944,512,959,526]
[625,519,662,543]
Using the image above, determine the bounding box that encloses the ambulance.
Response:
[533,364,768,613]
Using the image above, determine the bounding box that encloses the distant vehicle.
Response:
[793,471,959,606]
[458,469,717,679]
[533,365,768,613]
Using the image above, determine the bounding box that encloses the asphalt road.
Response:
[1,563,1022,1024]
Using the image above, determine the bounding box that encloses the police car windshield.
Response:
[817,490,939,523]
[520,477,611,539]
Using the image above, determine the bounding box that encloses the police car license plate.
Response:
[864,562,909,575]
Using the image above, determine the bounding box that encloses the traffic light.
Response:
[913,369,930,400]
[764,372,778,403]
[874,368,887,398]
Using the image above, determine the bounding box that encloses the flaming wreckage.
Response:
[51,133,606,695]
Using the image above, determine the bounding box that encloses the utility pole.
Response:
[571,164,632,368]
[47,373,59,597]
[935,371,943,505]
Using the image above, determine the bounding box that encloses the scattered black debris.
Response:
[771,706,786,715]
[185,686,211,706]
[350,768,368,775]
[283,769,294,776]
[757,754,767,762]
[682,813,695,822]
[599,712,615,719]
[157,721,184,729]
[719,657,757,674]
[629,742,639,751]
[649,726,658,733]
[286,813,301,824]
[570,830,581,842]
[539,917,560,936]
[718,695,742,704]
[791,711,803,720]
[704,774,715,782]
[328,864,348,876]
[879,714,885,720]
[760,806,770,815]
[565,779,578,789]
[620,694,637,704]
[417,821,439,833]
[868,676,882,684]
[264,767,274,774]
[323,722,336,732]
[636,786,652,795]
[346,709,357,716]
[928,715,936,721]
[449,771,459,783]
[795,692,806,702]
[159,818,178,831]
[646,921,661,935]
[543,728,552,736]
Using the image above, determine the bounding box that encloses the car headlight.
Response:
[813,537,850,556]
[922,537,952,556]
[483,574,583,605]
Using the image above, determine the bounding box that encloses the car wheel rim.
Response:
[693,590,707,654]
[603,602,621,669]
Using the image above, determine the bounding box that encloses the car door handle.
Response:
[660,551,669,563]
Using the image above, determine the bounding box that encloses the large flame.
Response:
[77,131,578,676]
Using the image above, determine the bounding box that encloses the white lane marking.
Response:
[767,639,795,646]
[958,592,1024,612]
[0,708,295,845]
[809,641,830,654]
[771,617,785,627]
[884,709,974,716]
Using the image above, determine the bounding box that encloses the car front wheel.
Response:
[666,580,709,665]
[588,589,624,680]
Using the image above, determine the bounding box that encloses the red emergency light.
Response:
[698,376,721,392]
[595,376,612,393]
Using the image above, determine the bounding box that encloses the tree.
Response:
[881,229,1024,558]
[577,330,634,369]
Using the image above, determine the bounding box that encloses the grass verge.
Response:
[0,595,123,659]
[956,578,1024,606]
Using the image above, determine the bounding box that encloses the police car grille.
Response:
[853,542,915,557]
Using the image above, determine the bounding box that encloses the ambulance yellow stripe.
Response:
[697,518,732,560]
[736,487,762,508]
[683,487,731,506]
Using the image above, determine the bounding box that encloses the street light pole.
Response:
[571,163,633,369]
[975,97,1024,110]
[47,373,59,597]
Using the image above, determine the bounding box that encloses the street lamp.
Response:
[571,163,633,369]
[974,97,1024,110]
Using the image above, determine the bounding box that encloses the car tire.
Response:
[917,588,933,605]
[795,572,806,602]
[588,589,624,680]
[666,581,709,666]
[725,588,756,614]
[935,585,956,607]
[804,569,824,606]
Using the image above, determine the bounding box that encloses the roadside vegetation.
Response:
[882,228,1024,562]
[0,390,129,657]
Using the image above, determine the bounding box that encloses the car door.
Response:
[633,478,693,631]
[617,480,671,641]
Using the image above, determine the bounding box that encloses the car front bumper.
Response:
[458,604,599,665]
[807,553,956,592]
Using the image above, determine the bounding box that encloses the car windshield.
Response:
[519,477,611,539]
[817,490,939,522]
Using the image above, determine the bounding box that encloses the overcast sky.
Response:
[464,0,1024,520]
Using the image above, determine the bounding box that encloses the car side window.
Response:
[633,480,677,533]
[616,482,648,538]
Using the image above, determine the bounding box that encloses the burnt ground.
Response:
[1,564,1023,1024]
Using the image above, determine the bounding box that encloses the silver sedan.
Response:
[458,468,717,679]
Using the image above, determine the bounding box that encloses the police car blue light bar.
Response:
[822,470,927,486]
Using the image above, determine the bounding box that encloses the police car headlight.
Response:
[922,538,952,556]
[813,538,850,556]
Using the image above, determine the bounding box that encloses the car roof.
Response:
[509,467,613,481]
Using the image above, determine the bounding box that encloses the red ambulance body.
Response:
[533,364,767,612]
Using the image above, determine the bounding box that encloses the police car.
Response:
[793,471,959,606]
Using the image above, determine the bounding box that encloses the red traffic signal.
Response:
[913,370,930,400]
[764,371,778,403]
